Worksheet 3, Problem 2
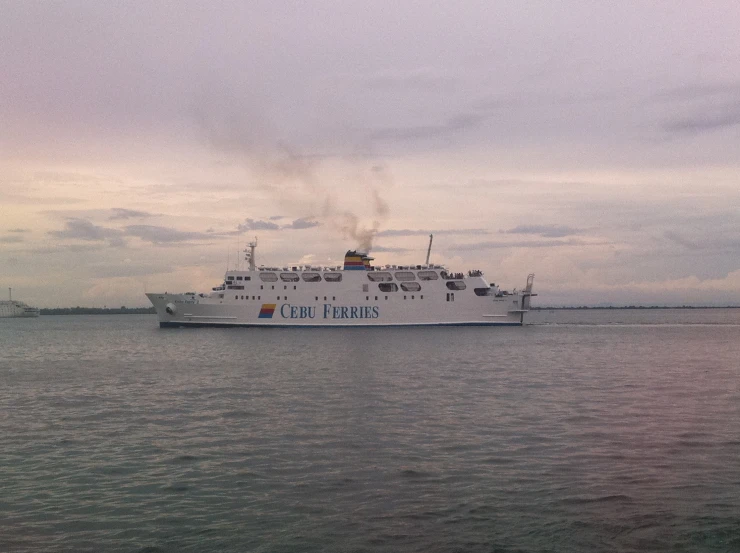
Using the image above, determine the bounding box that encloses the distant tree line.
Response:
[40,306,156,315]
[532,305,740,310]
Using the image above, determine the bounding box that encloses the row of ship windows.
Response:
[226,270,444,284]
[226,272,342,284]
[230,293,493,302]
[234,296,340,301]
[366,295,423,300]
[233,295,429,301]
[228,281,472,292]
[369,282,468,292]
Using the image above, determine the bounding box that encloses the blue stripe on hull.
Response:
[159,321,523,328]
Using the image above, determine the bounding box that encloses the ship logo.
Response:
[258,304,277,319]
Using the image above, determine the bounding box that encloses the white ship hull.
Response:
[147,249,534,328]
[147,292,527,327]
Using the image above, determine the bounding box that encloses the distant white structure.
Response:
[0,288,40,318]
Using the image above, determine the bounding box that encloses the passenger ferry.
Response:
[147,238,535,328]
[0,289,40,318]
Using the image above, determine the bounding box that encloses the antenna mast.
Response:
[425,234,434,265]
[245,238,257,271]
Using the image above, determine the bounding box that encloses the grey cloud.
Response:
[663,110,740,134]
[0,235,24,243]
[502,225,582,238]
[363,69,455,91]
[88,263,175,279]
[649,83,740,103]
[663,230,701,250]
[109,208,154,220]
[367,112,486,142]
[30,243,108,255]
[377,228,489,237]
[123,225,214,244]
[238,218,280,231]
[107,236,128,248]
[287,218,320,230]
[48,219,124,241]
[369,246,411,253]
[8,228,31,233]
[451,238,606,251]
[48,219,218,246]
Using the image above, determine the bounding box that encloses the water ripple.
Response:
[1,312,740,552]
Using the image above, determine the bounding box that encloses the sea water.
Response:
[1,310,740,552]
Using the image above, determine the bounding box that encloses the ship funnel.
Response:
[344,250,372,271]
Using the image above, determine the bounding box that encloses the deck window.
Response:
[394,271,416,281]
[378,283,398,292]
[280,272,299,282]
[367,272,393,282]
[260,272,278,282]
[401,282,421,292]
[324,273,342,282]
[446,281,467,291]
[418,271,439,281]
[474,287,493,296]
[302,272,322,282]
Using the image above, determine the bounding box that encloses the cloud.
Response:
[502,225,582,238]
[663,110,740,134]
[123,225,215,244]
[236,217,321,231]
[108,208,154,220]
[363,68,455,91]
[7,228,30,233]
[451,238,606,251]
[30,243,109,255]
[663,230,701,250]
[237,218,280,231]
[47,220,220,246]
[367,112,486,142]
[650,83,740,103]
[377,228,489,237]
[287,217,320,229]
[369,245,411,253]
[0,235,24,243]
[48,219,123,241]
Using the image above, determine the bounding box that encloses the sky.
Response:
[1,1,739,307]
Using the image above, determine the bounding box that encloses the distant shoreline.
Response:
[532,306,740,310]
[33,305,739,315]
[39,307,156,315]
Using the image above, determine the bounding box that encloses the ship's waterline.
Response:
[147,242,535,328]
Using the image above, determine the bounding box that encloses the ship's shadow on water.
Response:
[1,310,740,552]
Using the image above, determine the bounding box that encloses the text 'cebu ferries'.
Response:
[146,236,536,328]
